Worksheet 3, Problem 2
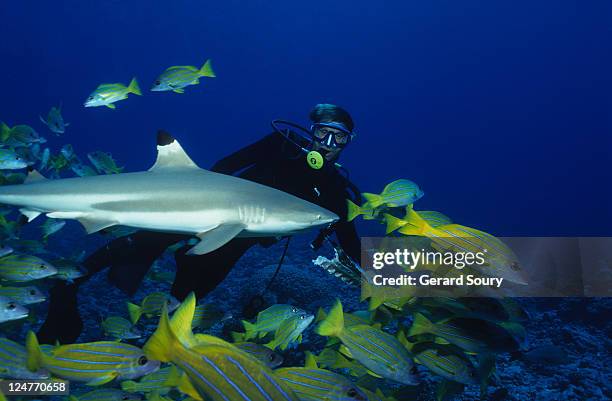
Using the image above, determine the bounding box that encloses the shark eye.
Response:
[155,80,160,85]
[137,356,148,365]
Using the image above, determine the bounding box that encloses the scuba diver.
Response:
[37,103,362,344]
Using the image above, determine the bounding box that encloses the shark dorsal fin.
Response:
[149,130,199,171]
[24,169,47,184]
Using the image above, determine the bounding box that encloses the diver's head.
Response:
[309,104,355,162]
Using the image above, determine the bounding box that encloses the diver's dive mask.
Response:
[271,119,353,170]
[310,122,354,149]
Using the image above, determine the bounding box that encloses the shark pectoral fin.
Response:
[78,217,118,234]
[187,224,246,255]
[19,208,42,222]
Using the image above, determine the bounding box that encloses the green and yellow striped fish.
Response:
[121,366,173,394]
[0,337,49,379]
[25,331,160,385]
[143,293,299,401]
[265,313,314,351]
[242,304,309,340]
[192,302,230,329]
[275,367,368,401]
[0,254,58,282]
[127,292,179,324]
[101,316,142,341]
[384,206,526,285]
[151,60,215,94]
[315,300,418,385]
[0,285,46,304]
[84,78,142,109]
[398,331,477,385]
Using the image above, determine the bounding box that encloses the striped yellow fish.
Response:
[0,254,57,282]
[26,331,160,385]
[127,292,179,324]
[315,300,418,385]
[121,366,173,394]
[0,285,46,305]
[151,60,215,94]
[275,367,368,401]
[143,293,299,401]
[84,78,142,109]
[384,206,526,285]
[242,304,309,340]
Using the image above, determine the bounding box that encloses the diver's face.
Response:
[312,125,349,161]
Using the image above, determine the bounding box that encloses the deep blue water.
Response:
[0,0,609,238]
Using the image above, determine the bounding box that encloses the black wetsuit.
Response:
[37,131,361,344]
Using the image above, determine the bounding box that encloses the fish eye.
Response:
[299,315,305,319]
[39,264,46,269]
[268,354,276,361]
[7,302,16,310]
[347,388,358,397]
[410,366,418,375]
[30,290,36,295]
[166,299,171,304]
[122,396,130,400]
[137,356,148,365]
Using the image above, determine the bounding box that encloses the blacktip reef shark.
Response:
[0,131,339,255]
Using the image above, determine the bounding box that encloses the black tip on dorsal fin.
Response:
[27,166,34,173]
[157,130,175,146]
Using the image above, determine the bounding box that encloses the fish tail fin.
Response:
[304,351,318,368]
[165,366,202,400]
[0,122,11,141]
[383,213,406,234]
[199,59,215,77]
[120,381,137,392]
[127,302,142,324]
[346,199,362,222]
[398,205,429,236]
[362,193,383,208]
[397,329,414,351]
[408,312,434,337]
[230,331,246,342]
[128,77,142,95]
[169,292,197,347]
[142,305,177,363]
[315,300,345,337]
[25,331,44,372]
[242,320,257,340]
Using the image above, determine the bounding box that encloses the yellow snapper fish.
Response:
[346,179,424,222]
[151,60,215,94]
[84,78,142,109]
[0,253,58,282]
[242,304,310,340]
[26,331,160,385]
[234,342,284,368]
[127,292,180,324]
[121,366,174,394]
[265,313,314,351]
[143,293,299,401]
[384,206,527,285]
[101,316,142,341]
[0,285,46,305]
[275,367,368,401]
[315,300,418,385]
[39,104,69,135]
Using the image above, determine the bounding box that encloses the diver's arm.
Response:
[334,220,361,262]
[210,132,282,175]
